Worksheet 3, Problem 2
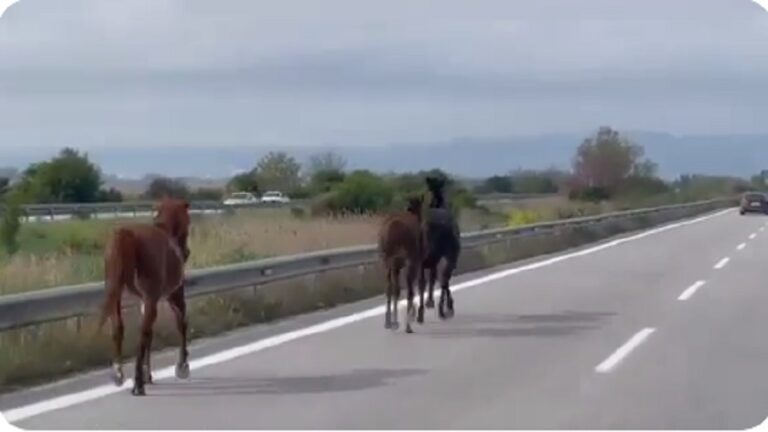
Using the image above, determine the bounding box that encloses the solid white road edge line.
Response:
[595,328,657,373]
[678,280,706,301]
[1,208,733,424]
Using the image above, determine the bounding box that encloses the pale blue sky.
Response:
[1,0,767,152]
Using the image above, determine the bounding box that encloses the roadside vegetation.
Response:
[0,126,749,295]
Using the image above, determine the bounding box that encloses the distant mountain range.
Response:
[1,131,767,191]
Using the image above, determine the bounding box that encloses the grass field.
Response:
[0,208,382,295]
[0,194,672,296]
[0,204,517,296]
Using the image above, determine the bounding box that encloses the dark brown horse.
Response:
[377,196,424,334]
[418,175,461,322]
[98,198,192,396]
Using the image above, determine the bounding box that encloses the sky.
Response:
[1,0,768,155]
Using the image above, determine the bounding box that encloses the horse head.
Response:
[154,198,191,262]
[425,175,447,208]
[406,195,424,218]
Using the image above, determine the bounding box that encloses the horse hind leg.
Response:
[438,257,457,320]
[384,262,394,330]
[426,265,437,309]
[405,260,418,334]
[391,264,401,331]
[423,255,437,309]
[110,302,125,387]
[169,287,190,379]
[141,302,154,385]
[132,299,158,396]
[417,264,427,324]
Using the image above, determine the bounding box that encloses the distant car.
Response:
[740,192,768,215]
[260,191,291,204]
[223,192,259,206]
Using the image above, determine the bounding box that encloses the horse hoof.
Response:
[406,326,414,334]
[131,386,146,397]
[142,366,153,384]
[110,370,124,387]
[426,299,435,309]
[175,362,190,380]
[417,310,425,324]
[391,321,400,331]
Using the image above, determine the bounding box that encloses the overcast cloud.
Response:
[0,0,767,152]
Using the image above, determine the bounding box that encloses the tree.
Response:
[227,171,260,194]
[632,159,659,178]
[95,187,124,203]
[333,170,394,214]
[572,127,644,190]
[0,177,9,200]
[481,175,513,194]
[309,169,346,194]
[306,151,347,176]
[144,177,190,200]
[1,191,22,255]
[15,148,103,203]
[255,152,302,192]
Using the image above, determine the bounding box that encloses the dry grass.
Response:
[0,193,716,295]
[0,203,511,296]
[0,209,382,295]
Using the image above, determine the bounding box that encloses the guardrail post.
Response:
[357,264,367,288]
[306,274,317,291]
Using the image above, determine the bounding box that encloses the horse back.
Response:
[106,223,185,298]
[378,213,422,260]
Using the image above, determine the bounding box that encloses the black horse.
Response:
[418,175,461,322]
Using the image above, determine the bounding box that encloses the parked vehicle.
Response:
[223,192,259,206]
[739,192,768,215]
[260,191,291,204]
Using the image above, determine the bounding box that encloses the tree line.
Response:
[1,125,760,246]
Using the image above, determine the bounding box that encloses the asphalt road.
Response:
[3,207,768,430]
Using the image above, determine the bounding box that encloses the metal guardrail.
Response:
[0,198,735,332]
[3,200,308,222]
[1,193,534,222]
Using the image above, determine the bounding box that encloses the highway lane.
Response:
[4,207,768,429]
[568,215,768,429]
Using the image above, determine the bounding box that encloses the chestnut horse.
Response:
[378,196,424,334]
[98,198,192,396]
[418,175,461,322]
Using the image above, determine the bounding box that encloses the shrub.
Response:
[569,186,612,203]
[332,171,394,215]
[507,209,541,227]
[1,196,22,255]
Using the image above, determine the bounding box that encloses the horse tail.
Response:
[97,228,136,331]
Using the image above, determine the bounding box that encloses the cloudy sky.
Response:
[1,0,767,154]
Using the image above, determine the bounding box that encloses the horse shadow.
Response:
[150,368,426,397]
[419,310,616,339]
